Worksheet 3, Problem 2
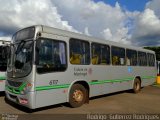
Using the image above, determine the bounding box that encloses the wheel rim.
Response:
[73,90,84,102]
[135,82,140,91]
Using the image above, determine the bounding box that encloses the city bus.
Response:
[5,25,157,109]
[0,40,10,91]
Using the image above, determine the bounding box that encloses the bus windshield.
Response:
[0,46,9,71]
[7,40,33,78]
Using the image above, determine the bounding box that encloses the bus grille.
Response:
[7,80,22,88]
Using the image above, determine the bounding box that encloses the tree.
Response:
[144,47,160,61]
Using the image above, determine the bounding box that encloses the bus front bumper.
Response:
[5,90,35,109]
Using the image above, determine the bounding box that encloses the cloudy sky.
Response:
[0,0,160,47]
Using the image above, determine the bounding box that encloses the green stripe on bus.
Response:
[0,76,6,80]
[89,76,156,85]
[35,76,155,91]
[19,82,27,91]
[36,84,70,91]
[89,77,134,85]
[142,76,156,79]
[6,82,27,94]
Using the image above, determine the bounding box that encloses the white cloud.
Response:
[131,7,160,46]
[0,0,78,39]
[146,0,160,17]
[52,0,131,44]
[0,0,159,46]
[0,0,131,44]
[84,27,91,36]
[136,8,160,36]
[0,36,11,41]
[102,27,131,44]
[102,28,112,40]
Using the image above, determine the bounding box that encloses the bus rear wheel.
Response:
[133,78,141,93]
[69,84,87,108]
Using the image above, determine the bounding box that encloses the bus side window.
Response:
[120,58,125,65]
[92,55,99,64]
[0,46,8,71]
[53,47,61,66]
[91,43,110,65]
[70,53,82,64]
[37,39,67,73]
[126,49,137,66]
[147,53,155,67]
[138,51,147,66]
[69,38,90,65]
[112,56,119,65]
[111,46,125,65]
[126,57,130,66]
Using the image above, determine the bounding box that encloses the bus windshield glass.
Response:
[7,40,33,78]
[13,27,35,42]
[7,27,35,78]
[0,46,9,71]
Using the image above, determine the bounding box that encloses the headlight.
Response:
[20,82,32,95]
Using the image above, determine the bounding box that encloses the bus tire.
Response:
[69,84,87,108]
[133,78,141,93]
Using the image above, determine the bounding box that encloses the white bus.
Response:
[5,25,157,109]
[0,40,10,91]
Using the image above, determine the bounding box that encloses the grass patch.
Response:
[152,83,160,87]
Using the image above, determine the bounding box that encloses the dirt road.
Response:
[0,86,160,119]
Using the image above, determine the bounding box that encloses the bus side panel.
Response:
[35,89,67,108]
[35,72,69,109]
[89,65,156,97]
[0,72,6,91]
[103,66,133,94]
[88,66,106,97]
[89,66,133,97]
[103,81,133,94]
[89,84,103,97]
[0,80,5,91]
[136,67,157,87]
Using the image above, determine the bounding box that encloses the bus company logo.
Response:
[74,67,88,77]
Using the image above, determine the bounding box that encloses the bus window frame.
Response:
[69,38,90,65]
[138,51,147,66]
[147,53,155,67]
[111,46,126,66]
[36,38,68,74]
[126,49,138,66]
[91,42,111,65]
[0,46,9,71]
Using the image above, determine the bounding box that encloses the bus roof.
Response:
[18,25,156,54]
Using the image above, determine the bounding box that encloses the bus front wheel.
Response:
[69,84,87,108]
[133,78,141,93]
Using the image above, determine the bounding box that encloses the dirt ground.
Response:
[0,85,160,120]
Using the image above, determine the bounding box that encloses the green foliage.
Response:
[144,46,160,61]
